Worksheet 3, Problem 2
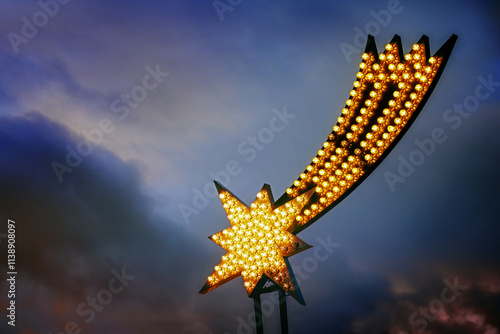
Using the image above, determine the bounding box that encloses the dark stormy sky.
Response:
[0,1,499,333]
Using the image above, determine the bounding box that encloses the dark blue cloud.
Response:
[0,113,212,333]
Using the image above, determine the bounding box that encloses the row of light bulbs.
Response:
[286,42,442,227]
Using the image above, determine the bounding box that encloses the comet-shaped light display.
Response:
[200,34,457,304]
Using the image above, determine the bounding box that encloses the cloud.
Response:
[0,112,211,333]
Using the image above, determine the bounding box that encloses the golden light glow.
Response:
[283,37,447,234]
[201,34,457,302]
[200,183,315,303]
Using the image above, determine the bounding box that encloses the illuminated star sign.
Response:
[200,182,315,304]
[201,34,457,301]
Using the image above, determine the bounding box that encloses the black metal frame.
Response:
[252,279,289,334]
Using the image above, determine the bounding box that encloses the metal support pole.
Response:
[278,289,288,334]
[253,295,264,334]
